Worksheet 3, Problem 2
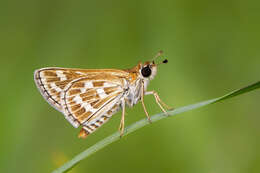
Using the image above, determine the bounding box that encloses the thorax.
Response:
[124,77,149,107]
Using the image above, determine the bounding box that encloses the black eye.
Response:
[141,66,152,77]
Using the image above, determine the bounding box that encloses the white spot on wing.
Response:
[80,87,86,93]
[56,70,67,81]
[75,71,85,75]
[82,102,93,110]
[85,81,93,88]
[50,83,62,92]
[96,88,107,98]
[94,122,100,127]
[73,121,79,127]
[73,95,83,104]
[103,82,114,87]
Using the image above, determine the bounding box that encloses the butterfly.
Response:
[34,51,171,138]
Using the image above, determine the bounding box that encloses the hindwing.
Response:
[61,78,125,127]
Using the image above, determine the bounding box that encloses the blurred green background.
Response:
[0,0,259,173]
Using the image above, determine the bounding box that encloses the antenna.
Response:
[152,50,163,61]
[151,50,168,65]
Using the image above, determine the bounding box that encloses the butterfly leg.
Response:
[118,99,126,137]
[145,91,172,116]
[141,82,152,123]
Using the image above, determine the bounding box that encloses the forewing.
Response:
[34,68,85,112]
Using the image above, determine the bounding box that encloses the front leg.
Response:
[145,90,172,115]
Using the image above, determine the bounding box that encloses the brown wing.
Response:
[34,67,129,128]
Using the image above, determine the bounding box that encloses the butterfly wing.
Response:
[34,67,129,131]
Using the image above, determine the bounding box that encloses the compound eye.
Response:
[141,66,152,77]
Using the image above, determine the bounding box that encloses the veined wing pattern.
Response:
[34,68,128,135]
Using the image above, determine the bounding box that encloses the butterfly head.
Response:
[140,59,168,80]
[139,50,168,80]
[126,51,168,81]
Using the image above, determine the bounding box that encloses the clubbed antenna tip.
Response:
[163,59,168,64]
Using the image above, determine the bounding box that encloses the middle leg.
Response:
[118,99,126,137]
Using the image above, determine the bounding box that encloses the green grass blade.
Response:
[52,81,260,173]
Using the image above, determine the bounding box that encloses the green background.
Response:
[0,0,259,173]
